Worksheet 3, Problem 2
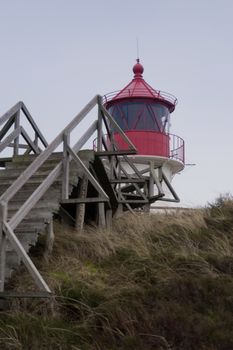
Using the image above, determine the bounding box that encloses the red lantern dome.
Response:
[103,59,184,164]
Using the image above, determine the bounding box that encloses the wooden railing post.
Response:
[75,176,88,231]
[106,209,112,230]
[0,202,7,292]
[44,219,54,262]
[98,202,106,228]
[13,110,20,156]
[62,133,70,200]
[97,96,103,152]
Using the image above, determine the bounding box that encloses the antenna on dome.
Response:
[136,37,140,62]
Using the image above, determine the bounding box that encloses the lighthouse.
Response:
[102,59,185,205]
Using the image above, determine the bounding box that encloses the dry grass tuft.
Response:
[1,196,233,349]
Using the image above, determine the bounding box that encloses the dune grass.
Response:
[1,196,233,349]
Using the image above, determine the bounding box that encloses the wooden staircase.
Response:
[0,96,141,297]
[0,151,92,284]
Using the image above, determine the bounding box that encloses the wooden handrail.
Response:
[0,102,22,126]
[21,102,48,148]
[0,95,98,203]
[0,101,48,156]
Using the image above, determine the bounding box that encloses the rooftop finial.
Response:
[133,58,144,78]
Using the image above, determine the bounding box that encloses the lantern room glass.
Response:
[108,100,170,133]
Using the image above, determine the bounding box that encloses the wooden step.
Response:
[0,149,93,287]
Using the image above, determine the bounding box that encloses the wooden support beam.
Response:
[110,179,145,184]
[96,149,137,156]
[62,133,70,200]
[73,120,97,153]
[8,143,29,149]
[162,171,180,202]
[21,127,41,154]
[0,115,15,141]
[0,127,21,153]
[3,222,51,292]
[106,209,112,230]
[0,102,22,127]
[62,197,108,204]
[44,219,54,261]
[14,110,20,156]
[119,199,148,204]
[150,165,164,196]
[0,203,7,292]
[75,177,88,231]
[21,102,48,148]
[98,202,106,228]
[97,97,103,152]
[67,145,109,201]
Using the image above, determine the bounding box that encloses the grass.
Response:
[1,196,233,349]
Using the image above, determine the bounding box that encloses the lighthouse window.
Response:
[108,101,170,132]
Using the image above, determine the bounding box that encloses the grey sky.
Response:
[0,0,233,207]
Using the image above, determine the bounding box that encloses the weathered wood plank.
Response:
[110,179,145,184]
[0,203,7,292]
[0,102,22,127]
[62,133,70,200]
[0,127,21,153]
[21,127,40,154]
[75,177,88,231]
[3,222,51,292]
[1,96,98,203]
[96,150,137,156]
[98,202,106,228]
[13,110,20,156]
[0,115,15,141]
[62,197,108,204]
[8,163,62,230]
[67,146,109,201]
[73,120,97,153]
[21,103,48,148]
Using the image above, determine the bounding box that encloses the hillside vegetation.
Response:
[1,197,233,350]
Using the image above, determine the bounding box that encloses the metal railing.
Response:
[169,133,185,163]
[102,89,178,106]
[94,131,185,164]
